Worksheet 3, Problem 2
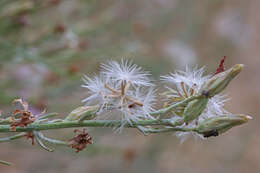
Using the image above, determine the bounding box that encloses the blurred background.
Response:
[0,0,259,172]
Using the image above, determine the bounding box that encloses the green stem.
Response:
[0,117,12,125]
[0,119,189,133]
[36,132,67,146]
[0,95,197,125]
[151,95,201,115]
[0,160,12,166]
[140,127,197,134]
[0,132,26,142]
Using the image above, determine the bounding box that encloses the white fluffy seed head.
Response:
[176,131,204,143]
[108,87,156,124]
[82,60,156,130]
[101,59,153,87]
[162,66,230,142]
[126,87,156,119]
[161,66,209,94]
[81,74,113,108]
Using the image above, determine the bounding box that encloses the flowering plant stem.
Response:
[0,95,201,136]
[0,118,191,133]
[0,60,250,157]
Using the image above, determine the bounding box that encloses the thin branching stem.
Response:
[0,160,12,166]
[0,118,194,133]
[0,118,12,125]
[0,132,27,142]
[138,127,197,134]
[151,95,201,115]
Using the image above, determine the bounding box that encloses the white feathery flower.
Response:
[200,94,230,120]
[176,131,204,144]
[103,86,156,124]
[82,75,105,104]
[161,66,230,142]
[111,87,156,132]
[101,59,152,87]
[175,120,204,143]
[161,66,209,95]
[82,60,156,130]
[125,87,156,120]
[81,75,112,108]
[170,116,204,143]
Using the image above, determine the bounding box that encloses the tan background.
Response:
[0,0,259,172]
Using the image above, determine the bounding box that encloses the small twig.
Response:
[34,132,54,152]
[137,126,197,134]
[0,118,13,125]
[0,132,27,142]
[38,113,59,120]
[151,95,201,115]
[36,132,67,146]
[0,160,12,166]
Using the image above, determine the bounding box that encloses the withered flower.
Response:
[69,129,93,153]
[10,99,36,131]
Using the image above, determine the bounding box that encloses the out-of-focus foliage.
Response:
[0,0,259,173]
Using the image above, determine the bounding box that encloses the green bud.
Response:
[196,114,251,137]
[65,106,99,121]
[183,97,209,123]
[201,64,244,98]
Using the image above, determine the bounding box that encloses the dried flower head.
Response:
[10,99,36,131]
[69,129,93,153]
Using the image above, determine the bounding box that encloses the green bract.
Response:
[201,64,244,98]
[183,96,209,123]
[196,114,251,137]
[65,106,99,121]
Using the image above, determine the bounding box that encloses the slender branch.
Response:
[0,118,12,125]
[34,132,54,152]
[36,132,67,146]
[0,160,12,166]
[138,127,196,134]
[0,132,27,142]
[151,95,201,115]
[0,95,197,127]
[0,118,191,133]
[0,96,199,138]
[38,113,59,120]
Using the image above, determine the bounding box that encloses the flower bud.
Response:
[196,114,251,137]
[183,97,209,123]
[65,106,99,121]
[201,64,244,98]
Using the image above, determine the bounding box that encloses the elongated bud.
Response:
[202,64,244,98]
[65,106,99,121]
[183,96,209,123]
[196,114,251,137]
